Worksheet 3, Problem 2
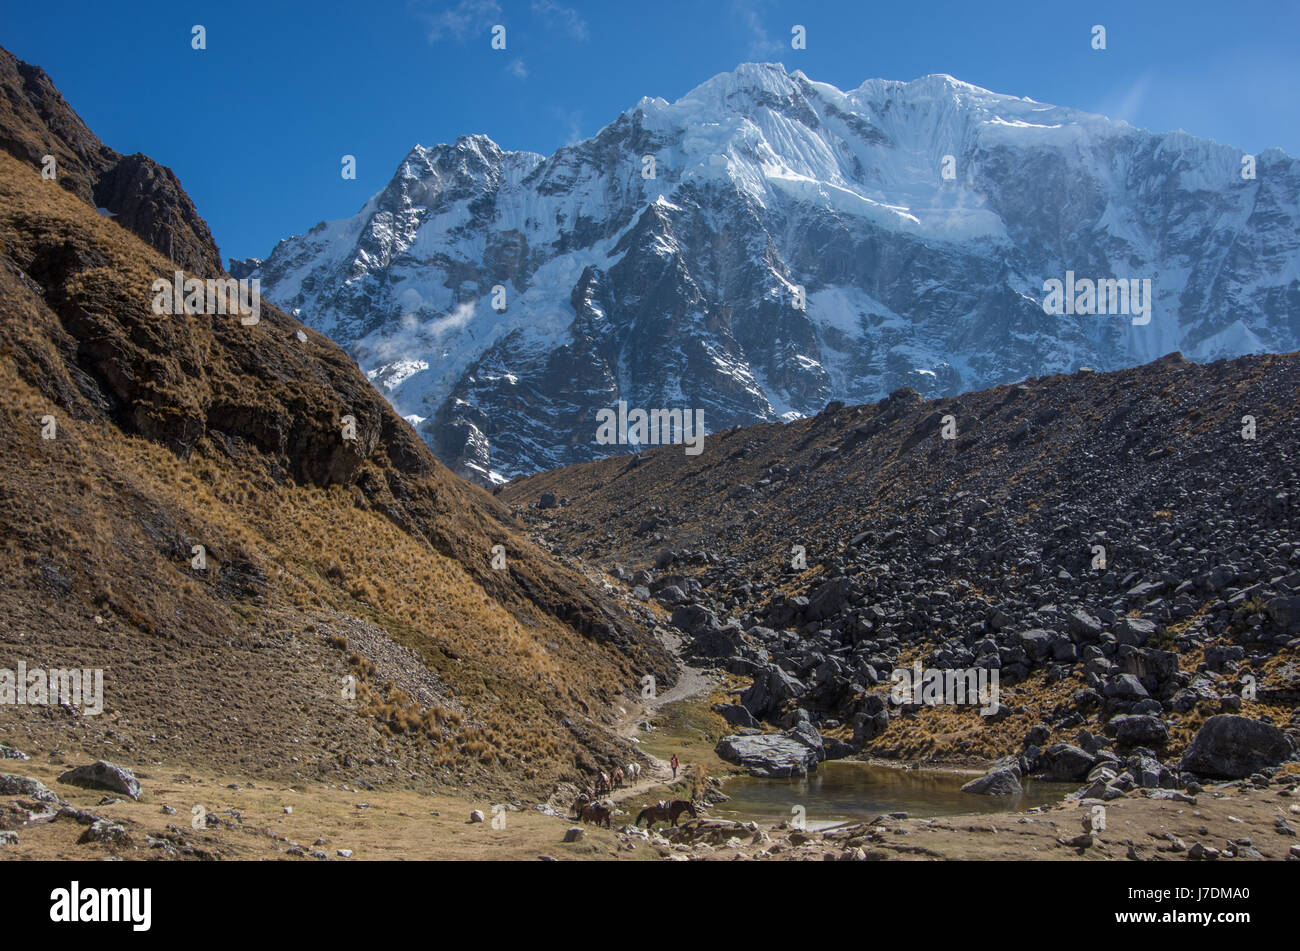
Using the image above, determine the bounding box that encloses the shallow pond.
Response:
[714,761,1076,828]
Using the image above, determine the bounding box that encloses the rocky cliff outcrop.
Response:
[0,45,223,276]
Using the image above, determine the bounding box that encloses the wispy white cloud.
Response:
[428,300,478,340]
[551,106,584,144]
[374,300,480,362]
[531,0,589,41]
[1097,73,1153,126]
[419,0,503,43]
[508,57,529,79]
[732,0,782,60]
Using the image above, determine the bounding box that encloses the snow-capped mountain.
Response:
[239,63,1300,484]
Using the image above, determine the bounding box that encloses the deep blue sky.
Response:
[6,1,1297,263]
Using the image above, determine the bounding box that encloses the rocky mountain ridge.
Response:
[244,63,1299,484]
[0,46,223,276]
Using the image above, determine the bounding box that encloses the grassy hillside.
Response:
[0,148,672,798]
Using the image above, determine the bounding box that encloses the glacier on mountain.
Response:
[240,63,1300,484]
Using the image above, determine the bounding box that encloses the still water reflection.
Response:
[714,761,1075,827]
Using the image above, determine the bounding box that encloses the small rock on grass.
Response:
[78,820,128,845]
[57,806,102,825]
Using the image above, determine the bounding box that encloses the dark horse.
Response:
[635,800,698,828]
[578,801,612,828]
[572,793,613,828]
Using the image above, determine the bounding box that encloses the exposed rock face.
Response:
[0,47,111,203]
[92,153,222,275]
[1180,715,1294,779]
[716,731,820,778]
[246,63,1300,484]
[0,45,223,276]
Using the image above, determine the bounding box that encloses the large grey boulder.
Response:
[1116,617,1156,647]
[678,607,745,658]
[804,577,853,622]
[671,603,720,636]
[58,761,142,800]
[1040,744,1097,782]
[740,664,806,719]
[851,694,889,745]
[1266,597,1300,633]
[712,703,760,729]
[961,767,1023,796]
[1016,630,1053,663]
[1180,715,1294,779]
[1103,673,1149,700]
[784,712,826,761]
[716,732,820,778]
[1117,648,1179,690]
[1109,714,1169,748]
[1067,609,1103,641]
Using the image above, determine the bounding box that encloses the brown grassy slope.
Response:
[0,150,671,797]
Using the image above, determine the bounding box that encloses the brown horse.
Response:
[611,767,624,789]
[635,800,698,828]
[594,772,611,796]
[578,801,612,828]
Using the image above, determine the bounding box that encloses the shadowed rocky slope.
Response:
[503,352,1300,789]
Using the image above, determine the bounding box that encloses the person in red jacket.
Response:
[670,754,679,780]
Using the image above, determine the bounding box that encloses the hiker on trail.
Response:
[670,755,679,780]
